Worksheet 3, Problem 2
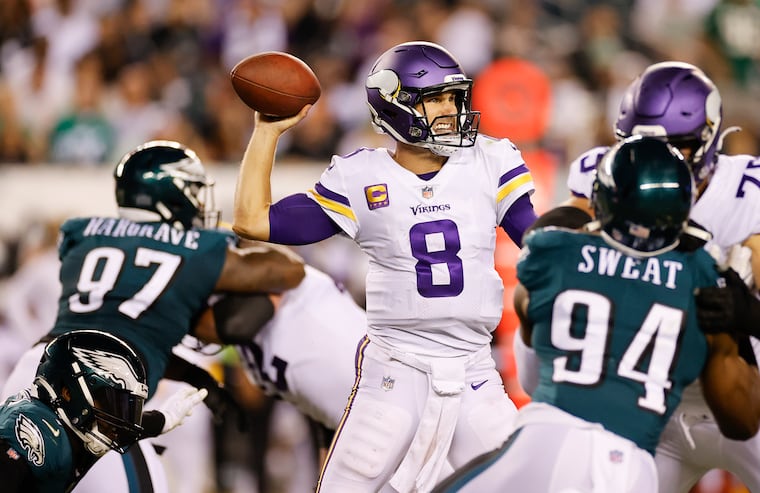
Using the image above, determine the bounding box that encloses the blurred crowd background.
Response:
[1,0,760,492]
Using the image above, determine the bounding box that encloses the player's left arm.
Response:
[194,293,276,345]
[701,332,760,440]
[513,282,533,346]
[499,194,538,247]
[512,281,540,395]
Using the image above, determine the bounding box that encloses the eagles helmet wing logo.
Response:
[71,347,149,398]
[15,414,45,467]
[157,158,206,181]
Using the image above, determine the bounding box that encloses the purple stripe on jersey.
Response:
[499,193,538,247]
[269,193,342,245]
[498,164,530,187]
[417,171,439,181]
[314,182,351,207]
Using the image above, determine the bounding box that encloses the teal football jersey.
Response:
[50,217,234,394]
[517,228,719,454]
[0,390,85,493]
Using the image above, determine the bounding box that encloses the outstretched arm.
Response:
[232,107,312,241]
[215,241,305,293]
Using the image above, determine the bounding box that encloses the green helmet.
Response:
[114,140,219,230]
[34,330,149,456]
[592,135,694,257]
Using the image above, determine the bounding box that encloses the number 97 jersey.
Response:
[51,217,234,394]
[309,137,534,356]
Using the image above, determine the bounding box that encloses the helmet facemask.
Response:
[159,158,220,229]
[416,85,480,156]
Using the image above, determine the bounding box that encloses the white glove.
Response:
[159,386,208,434]
[726,244,754,288]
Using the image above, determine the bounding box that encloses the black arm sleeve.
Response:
[163,353,219,388]
[212,293,275,344]
[526,206,592,234]
[140,411,166,438]
[0,439,37,492]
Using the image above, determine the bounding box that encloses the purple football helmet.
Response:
[366,41,480,156]
[615,61,722,188]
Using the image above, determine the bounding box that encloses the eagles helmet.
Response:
[592,136,694,257]
[34,330,149,456]
[614,62,723,190]
[366,41,480,156]
[114,140,219,229]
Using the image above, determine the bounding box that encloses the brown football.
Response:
[230,51,321,117]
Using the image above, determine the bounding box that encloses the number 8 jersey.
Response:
[309,137,534,357]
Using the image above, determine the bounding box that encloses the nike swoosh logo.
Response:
[42,419,61,437]
[471,380,488,391]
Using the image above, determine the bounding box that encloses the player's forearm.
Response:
[232,126,278,241]
[701,334,760,440]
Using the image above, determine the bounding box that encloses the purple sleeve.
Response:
[499,193,538,248]
[268,193,342,245]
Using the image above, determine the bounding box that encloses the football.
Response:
[230,51,321,117]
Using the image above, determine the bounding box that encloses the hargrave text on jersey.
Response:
[82,217,201,250]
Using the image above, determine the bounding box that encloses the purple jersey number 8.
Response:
[410,219,464,298]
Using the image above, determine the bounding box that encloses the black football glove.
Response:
[696,267,760,337]
[163,353,248,431]
[202,381,249,432]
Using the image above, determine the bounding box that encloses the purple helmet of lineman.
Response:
[615,61,723,190]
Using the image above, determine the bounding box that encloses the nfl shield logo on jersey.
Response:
[421,186,434,199]
[609,450,624,463]
[382,376,395,391]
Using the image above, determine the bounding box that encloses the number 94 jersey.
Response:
[50,217,234,395]
[309,137,534,356]
[517,228,719,454]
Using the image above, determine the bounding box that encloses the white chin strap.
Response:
[53,408,111,456]
[81,431,111,456]
[426,143,460,157]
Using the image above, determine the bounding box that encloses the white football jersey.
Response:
[236,266,366,429]
[309,137,534,357]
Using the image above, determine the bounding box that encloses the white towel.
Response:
[389,357,465,493]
